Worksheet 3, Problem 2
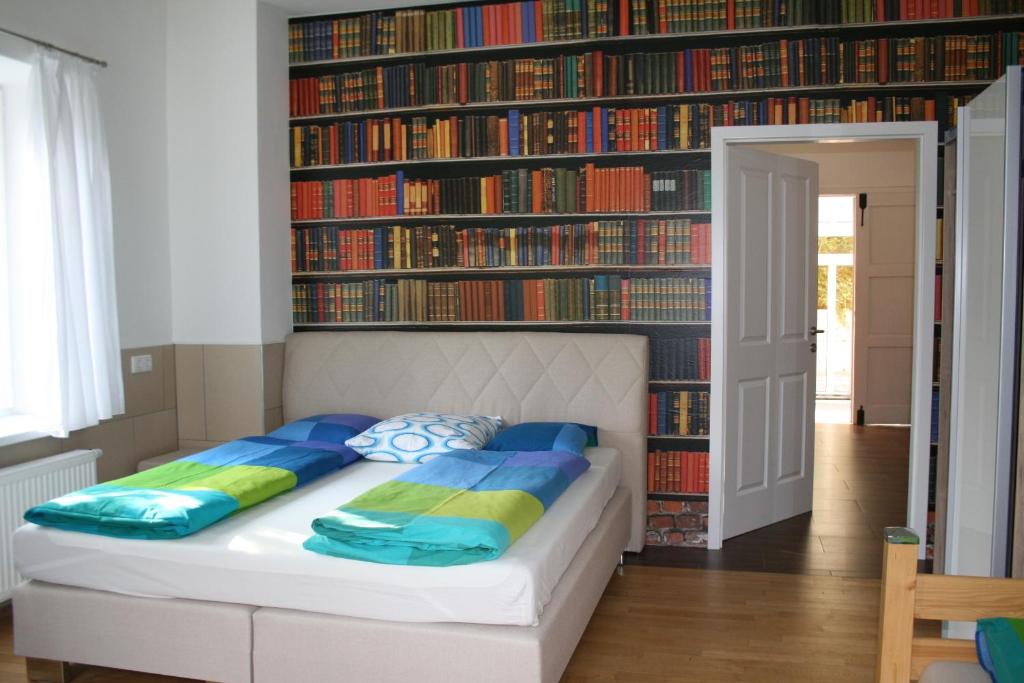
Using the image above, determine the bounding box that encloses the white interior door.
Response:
[946,67,1022,586]
[722,146,819,540]
[852,191,917,424]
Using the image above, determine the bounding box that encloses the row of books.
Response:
[288,33,1022,116]
[291,219,711,272]
[287,1,1024,63]
[647,450,709,494]
[650,336,710,380]
[289,95,966,166]
[648,390,710,435]
[292,275,712,322]
[290,166,712,219]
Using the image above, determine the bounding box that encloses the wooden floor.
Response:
[636,424,910,578]
[2,567,889,683]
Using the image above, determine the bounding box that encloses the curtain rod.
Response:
[0,26,107,68]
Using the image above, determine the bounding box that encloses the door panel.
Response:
[723,146,819,540]
[852,195,916,424]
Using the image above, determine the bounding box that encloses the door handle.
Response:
[810,327,825,335]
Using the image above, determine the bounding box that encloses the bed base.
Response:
[14,487,629,683]
[13,581,256,683]
[253,487,630,683]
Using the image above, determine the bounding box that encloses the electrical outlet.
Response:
[130,354,153,374]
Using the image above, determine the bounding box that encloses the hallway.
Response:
[636,424,910,578]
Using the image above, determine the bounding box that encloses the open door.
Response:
[722,146,819,540]
[851,190,917,425]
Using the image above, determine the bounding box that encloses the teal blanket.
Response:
[304,449,590,566]
[977,617,1024,682]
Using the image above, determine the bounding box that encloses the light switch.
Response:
[130,354,153,374]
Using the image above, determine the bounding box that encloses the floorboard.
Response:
[631,424,911,578]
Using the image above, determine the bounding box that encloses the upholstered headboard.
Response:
[283,330,648,552]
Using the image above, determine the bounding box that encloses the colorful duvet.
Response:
[24,437,362,539]
[304,449,590,566]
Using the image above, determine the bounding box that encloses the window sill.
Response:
[0,415,50,448]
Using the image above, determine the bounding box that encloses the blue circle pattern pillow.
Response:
[345,412,503,463]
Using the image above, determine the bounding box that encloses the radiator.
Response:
[0,449,99,601]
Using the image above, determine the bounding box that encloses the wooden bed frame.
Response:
[14,331,648,683]
[876,527,1024,682]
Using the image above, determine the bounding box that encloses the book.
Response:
[292,275,711,323]
[288,2,1024,64]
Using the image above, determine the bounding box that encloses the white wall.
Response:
[167,0,262,345]
[258,0,293,344]
[167,0,292,345]
[0,0,172,349]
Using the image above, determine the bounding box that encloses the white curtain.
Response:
[6,48,123,437]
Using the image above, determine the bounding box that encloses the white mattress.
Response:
[13,447,621,627]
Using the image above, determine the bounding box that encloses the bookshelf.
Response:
[288,0,1024,548]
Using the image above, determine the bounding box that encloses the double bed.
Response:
[13,330,648,682]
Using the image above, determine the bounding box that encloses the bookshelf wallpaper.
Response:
[288,0,1024,548]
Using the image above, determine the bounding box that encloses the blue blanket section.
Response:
[304,449,591,566]
[24,435,364,539]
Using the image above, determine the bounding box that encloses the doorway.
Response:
[816,195,856,425]
[709,123,938,561]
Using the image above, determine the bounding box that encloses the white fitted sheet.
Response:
[13,447,621,626]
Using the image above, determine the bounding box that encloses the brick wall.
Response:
[646,499,708,547]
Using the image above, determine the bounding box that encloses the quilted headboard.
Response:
[283,330,648,552]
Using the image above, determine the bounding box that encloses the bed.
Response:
[12,330,648,683]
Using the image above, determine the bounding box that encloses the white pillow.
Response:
[345,412,503,464]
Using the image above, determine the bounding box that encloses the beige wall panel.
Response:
[204,345,264,440]
[175,344,207,441]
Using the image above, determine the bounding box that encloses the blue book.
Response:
[527,1,535,43]
[359,124,367,164]
[475,6,484,47]
[584,111,593,153]
[467,7,476,47]
[657,393,666,435]
[657,107,667,150]
[396,170,404,216]
[374,227,384,269]
[704,277,712,320]
[600,109,609,153]
[684,51,693,92]
[521,2,531,43]
[509,110,521,156]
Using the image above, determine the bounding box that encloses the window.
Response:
[0,44,123,442]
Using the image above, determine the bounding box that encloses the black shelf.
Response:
[647,492,709,502]
[294,320,711,330]
[289,80,995,124]
[290,148,711,175]
[292,264,711,279]
[288,14,1024,72]
[291,210,710,226]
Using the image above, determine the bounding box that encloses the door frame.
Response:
[710,122,938,557]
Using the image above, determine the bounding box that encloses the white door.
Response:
[722,146,819,540]
[852,190,917,424]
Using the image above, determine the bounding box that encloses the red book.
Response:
[878,38,889,83]
[594,51,603,97]
[535,280,545,320]
[534,0,543,42]
[619,0,629,35]
[484,5,494,45]
[647,452,655,492]
[456,8,464,48]
[648,393,657,434]
[513,3,523,44]
[727,0,735,29]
